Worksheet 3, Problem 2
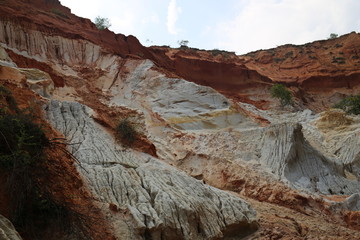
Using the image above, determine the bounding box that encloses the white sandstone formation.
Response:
[45,100,258,240]
[0,215,22,240]
[2,15,360,238]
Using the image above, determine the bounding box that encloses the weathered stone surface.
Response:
[0,215,22,240]
[110,60,257,131]
[0,46,17,67]
[45,100,258,240]
[260,122,360,195]
[18,68,54,98]
[311,110,360,180]
[330,193,360,211]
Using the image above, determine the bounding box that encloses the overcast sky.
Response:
[60,0,360,54]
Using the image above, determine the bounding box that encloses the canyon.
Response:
[0,0,360,239]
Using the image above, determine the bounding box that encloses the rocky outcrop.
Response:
[148,33,360,111]
[331,193,360,212]
[0,0,147,58]
[0,215,22,240]
[260,123,360,195]
[2,0,360,238]
[109,60,257,131]
[45,100,258,240]
[0,46,54,98]
[311,110,360,180]
[0,47,16,67]
[18,68,54,98]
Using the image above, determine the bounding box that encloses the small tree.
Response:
[270,84,293,107]
[94,16,111,30]
[178,40,189,48]
[329,33,338,39]
[334,95,360,115]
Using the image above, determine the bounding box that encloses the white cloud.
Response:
[111,13,137,35]
[214,0,360,54]
[167,0,181,35]
[60,0,100,18]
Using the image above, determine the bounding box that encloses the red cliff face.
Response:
[147,33,360,111]
[0,0,148,58]
[146,47,274,109]
[2,0,359,111]
[2,1,360,240]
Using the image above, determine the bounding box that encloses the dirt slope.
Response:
[1,0,360,240]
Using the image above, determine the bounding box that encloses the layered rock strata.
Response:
[45,100,258,240]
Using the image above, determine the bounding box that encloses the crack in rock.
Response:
[45,100,258,240]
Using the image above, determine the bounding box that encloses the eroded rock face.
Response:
[109,60,256,131]
[260,123,360,195]
[0,46,54,98]
[311,110,360,180]
[331,193,360,212]
[45,100,258,240]
[18,68,54,98]
[2,0,360,238]
[0,47,16,67]
[0,215,22,240]
[0,0,147,58]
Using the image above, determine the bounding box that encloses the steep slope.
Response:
[45,100,258,240]
[147,33,360,111]
[0,0,147,58]
[1,0,360,239]
[0,50,258,239]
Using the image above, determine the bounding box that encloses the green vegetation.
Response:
[0,85,18,113]
[284,51,294,58]
[335,43,343,48]
[210,49,235,57]
[0,85,69,236]
[116,118,137,146]
[334,95,360,115]
[51,8,69,19]
[178,40,189,48]
[94,16,111,30]
[270,83,293,107]
[273,58,285,63]
[329,33,338,39]
[0,113,49,168]
[332,56,346,64]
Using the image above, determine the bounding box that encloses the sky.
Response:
[60,0,360,54]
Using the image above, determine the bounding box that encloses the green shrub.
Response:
[329,33,338,39]
[334,95,360,115]
[274,58,285,63]
[0,113,49,168]
[270,84,293,107]
[94,16,111,30]
[0,85,48,168]
[335,43,343,48]
[332,56,346,64]
[51,8,69,19]
[210,49,234,57]
[116,119,137,146]
[284,51,293,58]
[178,40,189,48]
[0,85,69,235]
[0,85,18,113]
